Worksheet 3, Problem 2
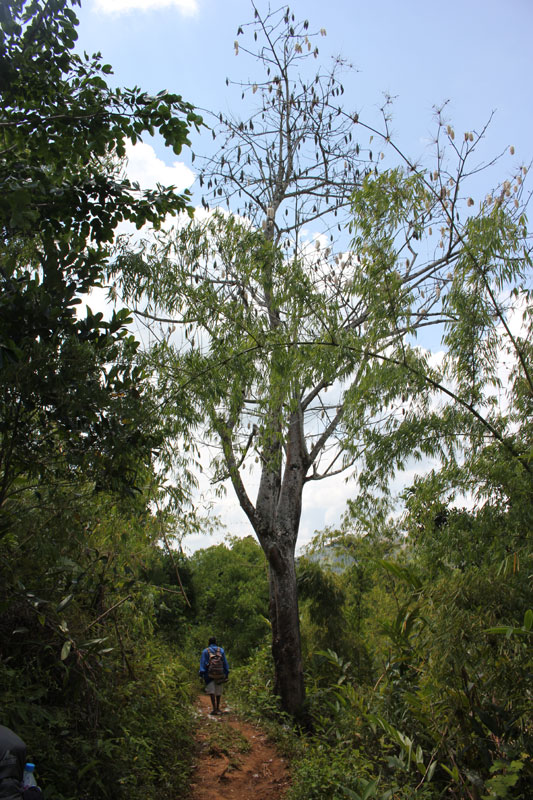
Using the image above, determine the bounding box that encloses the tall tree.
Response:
[117,4,529,716]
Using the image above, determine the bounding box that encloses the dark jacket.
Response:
[0,726,26,800]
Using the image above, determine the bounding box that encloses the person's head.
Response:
[208,636,217,646]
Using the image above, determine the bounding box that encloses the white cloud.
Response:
[94,0,198,14]
[76,140,195,323]
[124,139,195,193]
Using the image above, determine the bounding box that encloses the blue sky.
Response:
[74,0,533,551]
[75,0,533,187]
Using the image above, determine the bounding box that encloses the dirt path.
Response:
[188,693,291,800]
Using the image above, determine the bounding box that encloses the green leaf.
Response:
[362,779,379,800]
[56,594,74,612]
[343,788,362,800]
[61,640,72,660]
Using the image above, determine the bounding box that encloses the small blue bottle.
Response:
[22,763,37,789]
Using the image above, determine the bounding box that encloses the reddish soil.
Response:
[188,693,291,800]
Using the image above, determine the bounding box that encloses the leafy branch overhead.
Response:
[1,0,202,241]
[196,4,364,245]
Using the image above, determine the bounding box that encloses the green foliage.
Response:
[486,608,533,638]
[0,479,197,800]
[236,483,530,800]
[300,519,403,690]
[1,0,200,239]
[307,128,533,797]
[286,741,392,800]
[294,546,532,798]
[342,120,533,500]
[188,535,270,663]
[0,0,202,517]
[141,546,195,644]
[297,557,347,656]
[0,2,202,797]
[481,757,530,799]
[228,642,283,723]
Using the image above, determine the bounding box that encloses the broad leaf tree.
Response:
[0,0,202,524]
[117,5,530,716]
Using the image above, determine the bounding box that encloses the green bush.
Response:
[228,641,282,722]
[286,740,397,800]
[187,536,270,664]
[0,479,197,800]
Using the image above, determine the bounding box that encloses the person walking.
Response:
[199,636,229,715]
